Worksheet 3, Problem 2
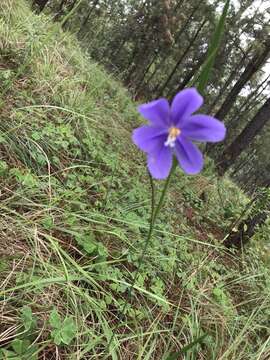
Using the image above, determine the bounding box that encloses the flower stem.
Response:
[106,158,177,356]
[153,158,177,224]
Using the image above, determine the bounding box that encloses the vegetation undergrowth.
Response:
[0,1,270,359]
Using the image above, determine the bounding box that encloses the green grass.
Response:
[0,1,270,359]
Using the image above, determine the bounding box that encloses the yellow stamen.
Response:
[165,127,181,148]
[168,127,181,140]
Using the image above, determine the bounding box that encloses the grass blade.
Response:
[195,0,230,93]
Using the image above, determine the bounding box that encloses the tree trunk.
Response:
[215,38,270,121]
[78,0,99,36]
[206,68,269,157]
[224,211,268,248]
[32,0,49,12]
[135,52,158,94]
[173,0,185,12]
[231,151,255,178]
[53,0,68,21]
[61,0,78,28]
[224,187,269,248]
[217,97,270,176]
[208,47,251,114]
[144,2,201,88]
[172,51,207,94]
[156,19,207,97]
[232,74,270,119]
[174,2,201,42]
[58,0,67,11]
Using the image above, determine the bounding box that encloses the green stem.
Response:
[153,158,177,223]
[106,158,177,356]
[149,170,156,227]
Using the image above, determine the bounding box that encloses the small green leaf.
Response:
[42,216,54,230]
[21,306,37,332]
[0,348,20,359]
[11,339,30,355]
[165,353,179,360]
[61,317,76,345]
[0,135,6,144]
[75,233,97,255]
[31,131,41,141]
[51,329,63,346]
[0,160,8,175]
[50,313,76,346]
[49,308,61,329]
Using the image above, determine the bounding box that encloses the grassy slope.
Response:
[0,1,270,359]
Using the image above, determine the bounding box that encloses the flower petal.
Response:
[147,146,172,179]
[175,137,203,175]
[171,88,203,127]
[132,125,167,153]
[182,115,226,142]
[138,99,170,127]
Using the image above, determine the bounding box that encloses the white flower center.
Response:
[164,127,181,148]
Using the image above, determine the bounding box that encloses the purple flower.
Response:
[132,88,226,179]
